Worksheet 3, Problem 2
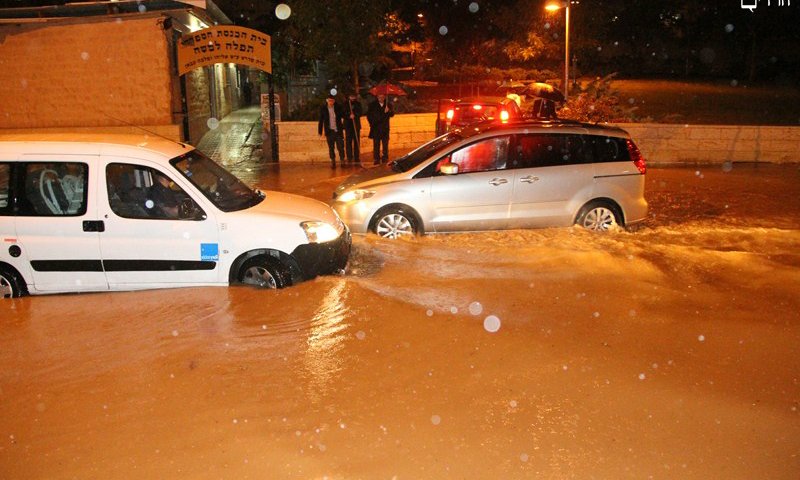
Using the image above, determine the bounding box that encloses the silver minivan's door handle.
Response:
[519,175,539,183]
[489,178,508,186]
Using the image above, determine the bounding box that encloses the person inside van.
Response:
[147,172,185,219]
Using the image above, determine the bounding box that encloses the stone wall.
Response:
[276,113,437,162]
[275,117,799,164]
[618,124,799,164]
[185,67,212,144]
[0,16,174,130]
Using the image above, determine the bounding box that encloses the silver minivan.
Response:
[332,120,648,238]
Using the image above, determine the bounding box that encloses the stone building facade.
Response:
[0,0,247,144]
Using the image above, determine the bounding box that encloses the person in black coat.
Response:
[342,93,363,166]
[318,94,346,167]
[367,94,394,165]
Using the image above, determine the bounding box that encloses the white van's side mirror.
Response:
[439,161,459,175]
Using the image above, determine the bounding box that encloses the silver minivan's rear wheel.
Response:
[238,257,288,289]
[372,207,420,239]
[0,266,26,299]
[577,202,622,231]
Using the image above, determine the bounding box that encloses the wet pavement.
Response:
[194,106,410,199]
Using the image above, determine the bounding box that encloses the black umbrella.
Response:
[525,82,565,103]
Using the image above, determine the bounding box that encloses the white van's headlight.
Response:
[301,221,341,243]
[338,189,375,203]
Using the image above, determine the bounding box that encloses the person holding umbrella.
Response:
[318,94,346,168]
[342,92,362,166]
[526,82,565,120]
[367,87,396,165]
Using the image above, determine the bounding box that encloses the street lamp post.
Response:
[545,1,570,99]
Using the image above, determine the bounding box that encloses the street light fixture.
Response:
[545,1,570,99]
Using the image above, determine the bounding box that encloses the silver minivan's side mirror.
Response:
[439,161,459,175]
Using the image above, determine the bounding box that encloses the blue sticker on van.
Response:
[201,243,219,261]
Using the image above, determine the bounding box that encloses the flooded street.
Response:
[2,163,799,479]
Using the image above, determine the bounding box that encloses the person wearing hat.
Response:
[318,94,346,167]
[342,92,363,166]
[367,93,394,165]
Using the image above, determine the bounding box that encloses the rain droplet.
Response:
[138,4,146,13]
[450,306,458,314]
[81,52,90,61]
[638,373,646,380]
[355,330,366,340]
[510,400,518,408]
[468,301,483,316]
[722,161,733,172]
[207,117,220,130]
[730,79,739,87]
[431,415,441,425]
[724,24,734,33]
[330,88,338,96]
[171,330,179,337]
[593,311,600,318]
[520,453,529,462]
[483,315,501,333]
[698,334,705,342]
[468,2,479,13]
[426,309,433,317]
[275,4,291,20]
[438,26,449,36]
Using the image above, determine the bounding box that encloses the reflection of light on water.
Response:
[304,279,349,402]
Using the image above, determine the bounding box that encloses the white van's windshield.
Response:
[172,152,263,212]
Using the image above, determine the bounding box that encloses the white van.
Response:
[0,134,350,298]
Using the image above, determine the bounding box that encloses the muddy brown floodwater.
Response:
[2,163,799,479]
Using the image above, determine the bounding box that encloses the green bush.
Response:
[557,74,642,123]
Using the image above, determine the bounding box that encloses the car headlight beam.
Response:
[337,189,375,203]
[301,221,341,243]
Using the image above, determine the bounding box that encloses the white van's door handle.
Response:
[489,178,508,186]
[519,175,539,183]
[83,220,105,233]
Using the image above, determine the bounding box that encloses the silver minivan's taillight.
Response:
[627,139,647,174]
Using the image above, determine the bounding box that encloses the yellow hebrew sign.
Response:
[177,26,271,75]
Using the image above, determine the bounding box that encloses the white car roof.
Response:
[0,133,194,162]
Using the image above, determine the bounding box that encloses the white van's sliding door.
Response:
[13,158,108,293]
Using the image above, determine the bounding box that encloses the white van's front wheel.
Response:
[238,257,288,289]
